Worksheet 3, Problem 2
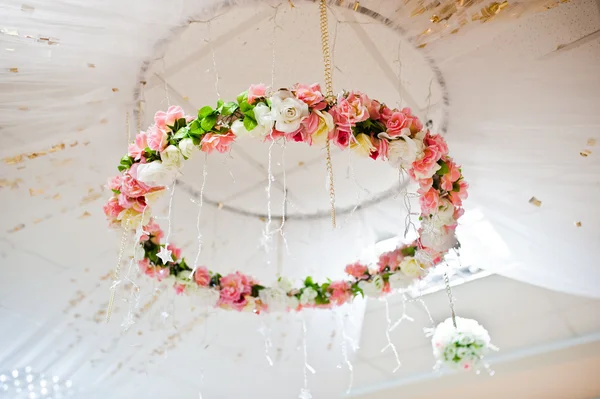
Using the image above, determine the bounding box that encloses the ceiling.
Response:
[1,0,600,398]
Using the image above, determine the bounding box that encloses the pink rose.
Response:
[194,266,211,287]
[121,172,152,199]
[138,258,150,274]
[128,132,148,161]
[146,125,168,152]
[248,84,267,104]
[420,187,440,215]
[362,94,380,120]
[418,177,433,193]
[103,196,124,219]
[425,133,449,156]
[385,111,408,137]
[328,281,351,305]
[412,147,442,179]
[218,272,252,309]
[118,193,146,212]
[330,128,351,149]
[379,106,393,123]
[448,180,468,207]
[329,101,353,132]
[167,243,181,260]
[201,132,236,154]
[301,111,320,136]
[440,160,461,191]
[454,207,465,220]
[144,220,164,244]
[345,92,369,123]
[345,263,369,279]
[295,83,326,110]
[402,107,414,117]
[154,105,185,130]
[174,283,186,295]
[369,136,389,160]
[377,249,403,272]
[107,175,122,192]
[408,117,423,134]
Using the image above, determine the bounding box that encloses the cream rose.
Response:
[270,90,309,133]
[399,256,426,278]
[420,227,458,253]
[160,145,184,169]
[311,110,334,145]
[118,208,151,230]
[388,272,413,290]
[386,135,420,169]
[431,198,455,227]
[178,138,195,158]
[136,161,178,187]
[277,276,293,292]
[350,133,376,157]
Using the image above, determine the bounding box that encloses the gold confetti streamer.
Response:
[9,67,18,73]
[580,149,591,157]
[112,88,119,92]
[575,221,582,227]
[587,138,597,146]
[8,224,25,233]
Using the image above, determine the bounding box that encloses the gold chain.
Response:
[319,0,336,228]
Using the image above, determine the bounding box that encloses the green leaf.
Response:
[351,284,364,298]
[236,91,248,105]
[452,181,461,192]
[221,102,239,116]
[216,99,224,111]
[304,276,315,287]
[251,284,265,297]
[239,100,253,113]
[209,273,222,287]
[189,120,204,135]
[243,116,258,131]
[201,114,217,131]
[111,189,120,195]
[198,106,214,119]
[117,165,127,172]
[243,108,256,119]
[401,246,416,257]
[436,160,449,176]
[173,126,190,140]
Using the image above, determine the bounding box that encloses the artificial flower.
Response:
[231,103,274,138]
[388,272,413,290]
[103,196,124,219]
[248,83,267,104]
[193,266,211,287]
[350,133,376,157]
[420,187,440,215]
[345,263,369,279]
[128,132,148,161]
[386,135,420,169]
[328,281,351,305]
[136,161,178,187]
[299,287,318,306]
[330,128,352,149]
[146,125,168,152]
[369,136,389,160]
[358,275,384,296]
[270,90,309,133]
[440,160,461,192]
[398,256,426,278]
[178,138,196,158]
[294,83,326,110]
[345,92,369,123]
[160,145,184,169]
[219,272,249,307]
[413,147,442,179]
[311,110,334,146]
[133,244,145,261]
[118,208,151,230]
[448,180,468,207]
[259,287,288,312]
[425,133,449,157]
[201,132,236,153]
[154,105,185,130]
[385,111,409,137]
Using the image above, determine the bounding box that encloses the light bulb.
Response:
[12,370,19,378]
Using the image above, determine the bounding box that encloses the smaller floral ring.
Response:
[103,83,468,313]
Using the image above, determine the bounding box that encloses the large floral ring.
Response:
[103,83,468,313]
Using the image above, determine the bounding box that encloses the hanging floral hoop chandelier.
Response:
[103,82,468,313]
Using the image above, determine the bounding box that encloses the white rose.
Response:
[160,145,184,169]
[175,271,194,286]
[136,161,178,187]
[358,275,384,297]
[433,199,456,227]
[421,228,457,253]
[299,287,318,306]
[277,276,293,292]
[386,135,419,169]
[230,103,274,138]
[259,288,288,312]
[287,295,300,310]
[178,138,195,158]
[399,256,426,278]
[118,208,151,230]
[388,272,413,290]
[270,90,309,133]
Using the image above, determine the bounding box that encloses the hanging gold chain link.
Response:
[319,0,336,228]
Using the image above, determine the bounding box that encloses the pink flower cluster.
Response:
[218,271,256,310]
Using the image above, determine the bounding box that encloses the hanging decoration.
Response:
[102,82,468,313]
[428,317,497,372]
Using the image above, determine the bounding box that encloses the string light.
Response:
[381,298,402,372]
[189,155,208,279]
[299,318,315,399]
